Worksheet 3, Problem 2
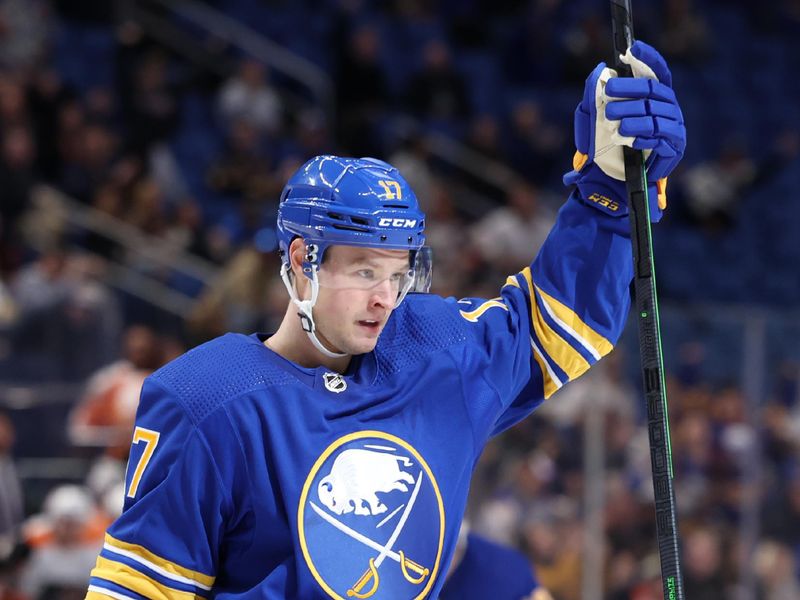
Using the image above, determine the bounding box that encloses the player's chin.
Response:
[349,337,379,355]
[348,328,383,353]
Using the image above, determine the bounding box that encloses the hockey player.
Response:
[439,523,553,600]
[86,41,685,599]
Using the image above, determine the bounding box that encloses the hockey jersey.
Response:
[86,193,633,599]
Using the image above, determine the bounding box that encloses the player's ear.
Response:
[287,238,312,299]
[288,238,305,276]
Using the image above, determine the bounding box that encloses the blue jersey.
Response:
[439,533,539,600]
[86,194,632,599]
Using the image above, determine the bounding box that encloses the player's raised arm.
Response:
[454,41,685,434]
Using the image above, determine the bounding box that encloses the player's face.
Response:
[312,245,411,355]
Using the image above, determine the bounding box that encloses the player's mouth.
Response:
[357,319,382,334]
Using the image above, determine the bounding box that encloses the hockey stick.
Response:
[609,1,685,598]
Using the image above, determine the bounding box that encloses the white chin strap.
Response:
[280,263,348,359]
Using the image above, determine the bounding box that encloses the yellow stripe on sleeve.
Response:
[104,534,215,588]
[90,556,200,600]
[503,275,521,289]
[530,337,562,400]
[520,268,591,382]
[86,591,122,600]
[533,284,613,360]
[459,298,508,323]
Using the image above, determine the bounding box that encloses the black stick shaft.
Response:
[609,1,685,598]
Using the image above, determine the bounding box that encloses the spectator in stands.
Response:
[207,120,273,204]
[68,324,161,458]
[60,265,124,380]
[123,50,179,157]
[58,121,118,203]
[387,130,434,211]
[187,245,280,342]
[673,411,715,513]
[82,184,123,259]
[123,177,166,236]
[603,471,653,559]
[218,59,282,136]
[658,0,711,65]
[500,3,562,86]
[407,39,470,124]
[625,554,665,600]
[0,414,22,549]
[475,449,560,548]
[465,114,503,163]
[0,0,50,73]
[606,550,641,600]
[26,69,70,183]
[762,467,800,549]
[753,539,800,600]
[504,100,565,186]
[680,138,755,231]
[162,200,212,261]
[8,247,121,380]
[334,24,389,156]
[18,486,100,599]
[0,124,37,266]
[681,526,728,599]
[10,246,71,315]
[53,98,85,186]
[520,513,582,600]
[561,13,610,86]
[0,276,15,330]
[536,351,636,430]
[412,178,469,296]
[0,76,28,127]
[0,542,29,600]
[470,181,554,271]
[291,108,334,162]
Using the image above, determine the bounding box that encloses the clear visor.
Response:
[314,246,432,307]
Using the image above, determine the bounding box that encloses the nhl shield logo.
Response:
[323,372,347,393]
[298,431,445,599]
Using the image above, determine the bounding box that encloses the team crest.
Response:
[298,431,444,599]
[323,372,347,393]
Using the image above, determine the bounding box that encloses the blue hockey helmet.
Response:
[277,155,427,270]
[276,155,431,358]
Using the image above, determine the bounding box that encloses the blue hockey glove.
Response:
[563,41,686,222]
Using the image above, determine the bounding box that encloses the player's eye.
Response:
[389,272,405,283]
[356,269,375,280]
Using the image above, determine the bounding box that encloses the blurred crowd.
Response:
[0,0,799,598]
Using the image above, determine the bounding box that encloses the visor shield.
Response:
[314,246,432,307]
[411,246,433,294]
[316,262,413,308]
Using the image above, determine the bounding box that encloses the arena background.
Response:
[0,0,799,598]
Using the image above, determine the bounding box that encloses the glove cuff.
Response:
[571,164,662,223]
[576,179,628,217]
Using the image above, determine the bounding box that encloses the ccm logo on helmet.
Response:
[378,218,418,228]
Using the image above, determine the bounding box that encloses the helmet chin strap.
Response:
[280,263,348,359]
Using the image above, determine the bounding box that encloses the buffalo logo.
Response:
[323,372,347,393]
[298,431,444,600]
[318,449,414,516]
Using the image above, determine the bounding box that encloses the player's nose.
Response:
[368,279,395,308]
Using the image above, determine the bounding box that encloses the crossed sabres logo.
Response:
[298,431,445,600]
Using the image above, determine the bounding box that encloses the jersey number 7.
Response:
[126,427,161,498]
